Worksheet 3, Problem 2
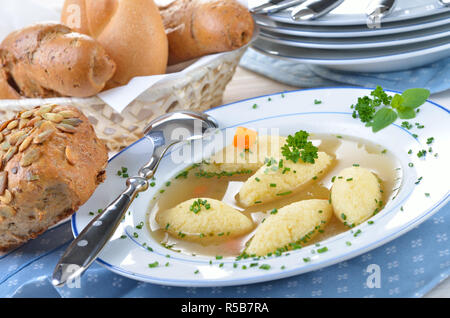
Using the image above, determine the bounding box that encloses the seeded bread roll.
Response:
[0,104,108,251]
[0,23,116,99]
[158,0,254,65]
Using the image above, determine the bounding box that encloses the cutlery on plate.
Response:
[250,0,289,13]
[252,0,306,14]
[52,111,218,287]
[366,0,396,21]
[290,0,345,21]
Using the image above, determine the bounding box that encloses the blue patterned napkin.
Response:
[240,48,450,94]
[0,202,448,298]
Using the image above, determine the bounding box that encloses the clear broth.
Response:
[147,134,400,257]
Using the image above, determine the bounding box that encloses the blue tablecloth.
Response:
[240,48,450,94]
[1,202,448,298]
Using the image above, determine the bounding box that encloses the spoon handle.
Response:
[52,177,148,287]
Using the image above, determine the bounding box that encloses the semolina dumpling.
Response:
[331,166,382,227]
[155,198,254,243]
[198,135,286,175]
[246,199,333,256]
[238,152,333,207]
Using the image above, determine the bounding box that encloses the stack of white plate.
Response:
[251,0,450,72]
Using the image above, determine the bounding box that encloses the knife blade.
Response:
[250,0,288,13]
[252,0,306,14]
[290,0,345,21]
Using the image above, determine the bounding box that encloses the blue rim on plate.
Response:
[72,87,450,286]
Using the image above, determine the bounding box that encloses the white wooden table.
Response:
[223,66,450,298]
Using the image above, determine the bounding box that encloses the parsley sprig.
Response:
[351,86,429,132]
[281,130,318,164]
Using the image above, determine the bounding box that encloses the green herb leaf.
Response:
[390,94,403,109]
[400,88,430,109]
[371,108,398,132]
[397,107,417,119]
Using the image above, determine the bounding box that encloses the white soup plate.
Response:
[72,87,449,287]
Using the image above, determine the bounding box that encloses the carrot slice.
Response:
[193,185,208,196]
[233,127,257,150]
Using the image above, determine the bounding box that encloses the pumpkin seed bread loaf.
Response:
[0,104,108,251]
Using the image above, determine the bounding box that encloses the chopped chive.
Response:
[136,222,144,230]
[417,150,427,158]
[276,191,292,196]
[148,261,159,268]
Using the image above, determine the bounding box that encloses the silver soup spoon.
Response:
[52,110,218,287]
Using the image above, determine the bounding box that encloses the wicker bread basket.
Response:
[0,46,247,152]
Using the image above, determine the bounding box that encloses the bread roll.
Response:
[158,0,254,65]
[0,104,108,251]
[61,0,168,87]
[0,23,116,99]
